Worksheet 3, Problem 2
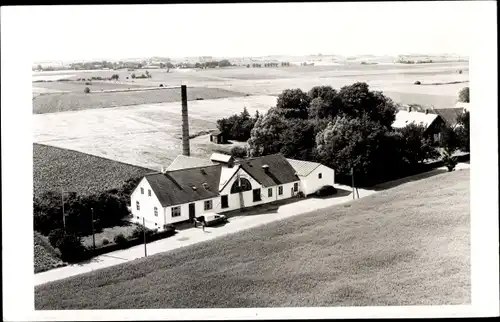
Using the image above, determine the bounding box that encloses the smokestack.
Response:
[181,85,190,156]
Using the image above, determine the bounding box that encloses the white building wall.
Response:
[130,178,165,230]
[300,165,335,195]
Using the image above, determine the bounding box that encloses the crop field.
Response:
[33,95,274,169]
[34,232,65,273]
[33,143,153,199]
[33,86,246,114]
[33,80,149,92]
[35,169,470,309]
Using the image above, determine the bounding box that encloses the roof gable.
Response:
[392,110,440,129]
[286,158,321,177]
[166,155,215,171]
[432,108,464,126]
[237,154,299,187]
[145,165,221,207]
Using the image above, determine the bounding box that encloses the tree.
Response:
[278,119,317,160]
[145,70,151,78]
[131,73,136,79]
[458,87,470,103]
[275,89,311,119]
[337,82,397,128]
[398,123,439,167]
[455,111,470,152]
[230,146,247,158]
[48,228,65,248]
[218,59,231,67]
[315,115,405,186]
[248,108,288,156]
[84,87,90,94]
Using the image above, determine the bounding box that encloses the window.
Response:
[140,187,144,194]
[154,207,158,216]
[253,188,262,202]
[204,200,213,211]
[136,201,140,210]
[171,206,181,217]
[230,177,252,193]
[294,182,298,192]
[318,173,322,179]
[268,188,273,197]
[221,195,229,209]
[148,189,151,196]
[278,186,283,195]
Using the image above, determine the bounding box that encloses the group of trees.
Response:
[131,70,151,79]
[458,86,470,103]
[216,107,260,142]
[245,62,291,68]
[193,60,232,69]
[246,82,470,186]
[34,176,142,262]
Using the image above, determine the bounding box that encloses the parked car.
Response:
[197,212,227,227]
[315,185,337,197]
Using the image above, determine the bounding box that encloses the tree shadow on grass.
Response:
[372,168,448,191]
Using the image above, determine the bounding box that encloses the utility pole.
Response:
[61,188,66,229]
[351,167,355,200]
[143,217,147,257]
[91,208,96,250]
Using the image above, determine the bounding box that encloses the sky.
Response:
[18,2,476,62]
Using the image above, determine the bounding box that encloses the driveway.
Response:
[34,163,469,286]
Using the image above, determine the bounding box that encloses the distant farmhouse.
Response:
[130,153,335,230]
[392,107,446,143]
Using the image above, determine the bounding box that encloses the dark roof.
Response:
[238,154,299,187]
[432,108,464,126]
[145,165,221,207]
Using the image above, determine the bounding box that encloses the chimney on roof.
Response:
[181,85,190,156]
[425,109,429,114]
[262,164,269,173]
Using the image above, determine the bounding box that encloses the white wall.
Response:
[300,165,335,195]
[130,178,165,230]
[132,168,304,227]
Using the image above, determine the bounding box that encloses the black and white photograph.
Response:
[1,1,498,320]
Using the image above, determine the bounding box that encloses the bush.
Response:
[315,185,337,197]
[56,233,87,262]
[159,84,163,87]
[48,228,65,248]
[231,146,247,158]
[131,225,154,239]
[114,234,127,245]
[84,87,91,94]
[414,81,421,85]
[102,238,109,245]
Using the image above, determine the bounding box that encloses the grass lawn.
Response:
[81,224,137,248]
[35,169,470,309]
[32,86,246,114]
[33,143,153,199]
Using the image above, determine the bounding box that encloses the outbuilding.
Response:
[287,158,335,196]
[209,130,225,144]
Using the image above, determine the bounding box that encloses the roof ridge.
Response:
[165,163,220,173]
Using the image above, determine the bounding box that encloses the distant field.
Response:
[35,169,470,309]
[32,87,246,114]
[33,80,148,92]
[33,143,153,199]
[33,96,274,169]
[32,62,469,109]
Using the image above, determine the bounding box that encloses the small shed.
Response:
[210,130,225,144]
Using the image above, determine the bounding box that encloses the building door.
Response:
[189,203,195,221]
[221,195,229,209]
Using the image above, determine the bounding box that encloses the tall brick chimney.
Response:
[181,85,190,156]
